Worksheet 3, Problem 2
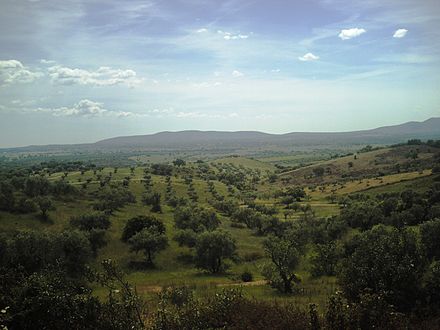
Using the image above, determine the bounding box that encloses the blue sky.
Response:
[0,0,439,147]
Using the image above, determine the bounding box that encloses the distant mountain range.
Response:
[3,117,440,153]
[94,117,440,149]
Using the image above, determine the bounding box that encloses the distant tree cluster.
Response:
[0,174,78,218]
[340,184,440,230]
[93,185,136,213]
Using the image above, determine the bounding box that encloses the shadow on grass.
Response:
[129,260,156,270]
[176,252,194,264]
[36,214,54,224]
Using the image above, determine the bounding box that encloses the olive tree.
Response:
[128,228,168,265]
[194,230,236,273]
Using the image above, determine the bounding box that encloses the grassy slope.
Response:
[279,144,439,185]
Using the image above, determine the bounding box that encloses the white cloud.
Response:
[35,99,135,118]
[217,30,249,40]
[338,28,366,40]
[393,28,408,38]
[48,65,143,87]
[232,70,244,77]
[298,53,320,61]
[0,60,23,70]
[0,59,42,85]
[196,28,208,33]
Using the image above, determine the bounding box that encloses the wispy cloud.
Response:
[232,70,244,77]
[217,30,249,40]
[374,53,436,64]
[146,108,239,119]
[35,99,134,118]
[40,59,56,65]
[338,28,366,40]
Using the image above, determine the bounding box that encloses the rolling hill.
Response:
[2,117,440,153]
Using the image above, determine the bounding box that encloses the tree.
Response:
[70,212,111,231]
[340,201,384,230]
[339,225,423,312]
[424,260,440,309]
[24,176,50,197]
[194,231,236,273]
[87,229,108,256]
[56,230,93,277]
[174,206,220,232]
[268,174,278,183]
[121,215,166,242]
[174,229,198,248]
[381,197,399,217]
[312,167,325,178]
[284,186,306,202]
[173,159,186,167]
[51,180,77,195]
[35,196,54,219]
[310,242,339,277]
[143,192,162,213]
[70,212,111,256]
[232,207,259,229]
[151,163,173,176]
[128,228,168,265]
[150,192,162,213]
[94,186,136,213]
[262,235,302,293]
[15,197,37,214]
[0,181,15,211]
[420,219,440,260]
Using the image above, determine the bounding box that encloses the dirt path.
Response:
[217,280,267,287]
[137,280,268,294]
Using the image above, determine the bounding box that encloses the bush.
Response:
[241,271,253,282]
[158,286,193,307]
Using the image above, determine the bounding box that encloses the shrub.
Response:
[241,271,253,282]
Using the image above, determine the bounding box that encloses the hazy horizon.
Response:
[0,116,438,149]
[1,0,440,147]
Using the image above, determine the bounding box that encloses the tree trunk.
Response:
[282,275,292,293]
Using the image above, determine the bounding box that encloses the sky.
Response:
[0,0,439,147]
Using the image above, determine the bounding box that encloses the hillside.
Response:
[279,143,440,185]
